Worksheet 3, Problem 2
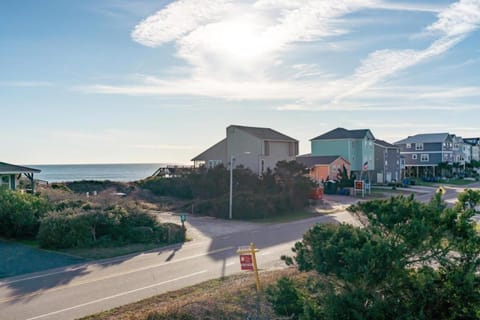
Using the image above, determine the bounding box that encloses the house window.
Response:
[415,143,424,150]
[412,154,418,160]
[385,160,388,166]
[0,176,9,189]
[420,154,429,162]
[264,141,270,156]
[406,143,411,149]
[208,160,222,168]
[288,142,295,156]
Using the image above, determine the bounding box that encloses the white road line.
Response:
[25,270,208,320]
[226,262,235,267]
[1,246,233,286]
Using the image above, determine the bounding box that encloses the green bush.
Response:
[0,188,50,239]
[266,277,304,319]
[38,205,185,249]
[37,209,94,248]
[139,177,193,199]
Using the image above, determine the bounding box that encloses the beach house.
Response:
[191,125,299,175]
[296,155,351,183]
[309,128,375,178]
[394,133,454,177]
[0,162,41,192]
[372,139,401,184]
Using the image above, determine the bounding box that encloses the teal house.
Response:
[0,162,41,192]
[310,128,375,174]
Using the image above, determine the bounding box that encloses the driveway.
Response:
[0,240,85,279]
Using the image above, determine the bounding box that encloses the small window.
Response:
[420,154,429,162]
[415,143,424,150]
[208,160,222,168]
[0,176,9,188]
[264,141,270,156]
[385,160,388,166]
[406,143,411,149]
[412,154,418,160]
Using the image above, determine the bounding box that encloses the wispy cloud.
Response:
[333,0,480,102]
[82,0,480,111]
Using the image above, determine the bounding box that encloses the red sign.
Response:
[239,254,254,271]
[355,180,364,190]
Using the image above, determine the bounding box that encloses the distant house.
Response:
[0,162,41,192]
[452,135,469,164]
[310,127,375,176]
[394,133,454,177]
[464,138,480,161]
[191,125,299,175]
[296,154,350,183]
[373,139,400,184]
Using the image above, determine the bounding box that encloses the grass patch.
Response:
[409,178,477,187]
[80,268,299,320]
[59,243,172,260]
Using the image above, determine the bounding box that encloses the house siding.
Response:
[226,126,297,175]
[311,138,374,172]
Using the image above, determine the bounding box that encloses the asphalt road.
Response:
[0,211,357,320]
[1,183,476,320]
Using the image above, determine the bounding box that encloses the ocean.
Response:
[31,163,176,183]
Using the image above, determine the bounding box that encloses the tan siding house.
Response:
[192,125,299,175]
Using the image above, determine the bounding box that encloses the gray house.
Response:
[373,139,400,184]
[0,162,41,192]
[394,133,454,177]
[191,125,299,175]
[464,138,480,161]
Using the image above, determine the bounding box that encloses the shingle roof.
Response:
[464,138,480,145]
[191,138,226,161]
[296,154,348,167]
[374,139,398,149]
[310,127,373,140]
[230,125,297,142]
[394,133,450,145]
[0,162,41,174]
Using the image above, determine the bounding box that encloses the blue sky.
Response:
[1,0,479,165]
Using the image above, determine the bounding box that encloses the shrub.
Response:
[139,177,193,199]
[37,204,185,249]
[0,188,50,239]
[37,209,97,248]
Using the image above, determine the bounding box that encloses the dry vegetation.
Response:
[80,268,300,320]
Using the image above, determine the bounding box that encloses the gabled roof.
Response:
[229,125,297,142]
[310,127,373,141]
[394,133,450,145]
[296,154,349,168]
[0,162,41,174]
[464,137,480,145]
[374,139,398,149]
[191,138,226,161]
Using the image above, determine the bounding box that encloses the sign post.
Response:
[354,180,365,198]
[237,243,261,291]
[180,214,187,228]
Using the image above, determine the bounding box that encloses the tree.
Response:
[268,191,480,319]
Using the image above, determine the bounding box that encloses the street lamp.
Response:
[229,152,250,220]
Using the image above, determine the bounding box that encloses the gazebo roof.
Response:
[0,162,41,174]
